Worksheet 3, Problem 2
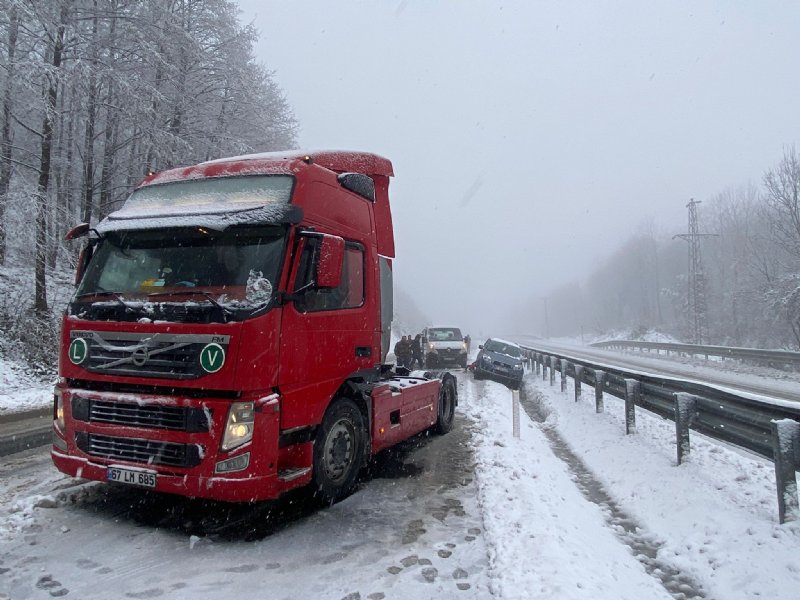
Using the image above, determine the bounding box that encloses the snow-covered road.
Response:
[512,337,800,404]
[1,370,798,599]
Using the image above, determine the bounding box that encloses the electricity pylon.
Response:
[674,199,717,344]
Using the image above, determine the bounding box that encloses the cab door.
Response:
[279,233,377,428]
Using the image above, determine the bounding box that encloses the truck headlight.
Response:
[513,363,524,371]
[221,402,254,451]
[54,389,65,432]
[482,354,492,362]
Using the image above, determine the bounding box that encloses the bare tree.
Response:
[0,3,19,264]
[763,146,800,260]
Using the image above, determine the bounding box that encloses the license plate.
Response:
[107,467,157,488]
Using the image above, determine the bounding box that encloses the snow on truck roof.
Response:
[141,149,394,189]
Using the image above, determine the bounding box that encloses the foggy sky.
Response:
[235,0,800,338]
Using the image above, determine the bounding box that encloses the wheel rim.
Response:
[323,418,355,482]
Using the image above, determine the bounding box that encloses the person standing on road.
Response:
[410,334,423,369]
[394,335,411,368]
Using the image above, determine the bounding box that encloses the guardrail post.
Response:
[542,355,548,381]
[560,359,568,392]
[549,356,556,386]
[594,370,605,413]
[674,393,697,465]
[512,389,520,438]
[574,365,584,401]
[535,353,540,375]
[624,379,639,434]
[772,419,800,524]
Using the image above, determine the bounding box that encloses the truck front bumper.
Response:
[51,449,280,502]
[51,385,289,502]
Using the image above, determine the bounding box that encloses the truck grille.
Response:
[75,432,202,468]
[70,331,230,380]
[71,397,210,432]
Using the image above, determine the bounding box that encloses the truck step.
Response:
[278,467,311,482]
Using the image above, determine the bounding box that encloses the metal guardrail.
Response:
[591,339,800,367]
[519,344,800,524]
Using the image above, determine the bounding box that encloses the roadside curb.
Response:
[0,407,52,456]
[0,407,51,424]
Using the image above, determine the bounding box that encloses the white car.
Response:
[422,327,468,368]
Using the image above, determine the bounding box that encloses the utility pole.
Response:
[674,199,717,344]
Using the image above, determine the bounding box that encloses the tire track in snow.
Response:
[520,383,707,600]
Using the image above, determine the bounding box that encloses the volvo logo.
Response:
[131,347,150,367]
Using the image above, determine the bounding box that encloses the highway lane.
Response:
[511,337,800,404]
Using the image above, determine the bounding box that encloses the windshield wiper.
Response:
[75,290,130,310]
[146,290,234,317]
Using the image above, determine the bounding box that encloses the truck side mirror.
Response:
[65,222,90,241]
[65,223,93,285]
[316,233,345,289]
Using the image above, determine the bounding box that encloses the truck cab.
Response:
[52,150,456,503]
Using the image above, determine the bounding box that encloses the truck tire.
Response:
[434,374,456,435]
[312,399,366,504]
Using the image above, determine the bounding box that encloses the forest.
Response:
[0,0,296,370]
[0,0,296,308]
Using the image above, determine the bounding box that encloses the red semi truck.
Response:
[52,150,456,503]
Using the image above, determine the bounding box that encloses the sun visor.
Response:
[96,203,303,234]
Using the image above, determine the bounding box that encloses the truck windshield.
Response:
[73,225,286,321]
[428,328,463,341]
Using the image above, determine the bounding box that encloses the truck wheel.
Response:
[434,375,456,435]
[313,399,365,504]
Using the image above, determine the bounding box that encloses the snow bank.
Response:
[0,355,52,414]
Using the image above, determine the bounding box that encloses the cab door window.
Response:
[295,239,365,312]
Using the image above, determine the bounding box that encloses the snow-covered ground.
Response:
[0,356,53,415]
[467,372,799,599]
[2,366,799,599]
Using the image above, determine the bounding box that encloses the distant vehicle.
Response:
[474,338,524,389]
[422,326,468,368]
